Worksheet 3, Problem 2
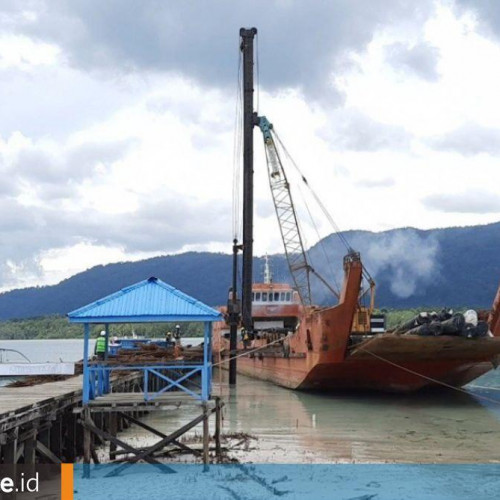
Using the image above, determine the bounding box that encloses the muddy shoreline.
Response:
[93,368,500,465]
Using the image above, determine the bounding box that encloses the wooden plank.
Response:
[88,392,206,407]
[119,412,201,457]
[107,409,215,477]
[80,416,173,473]
[0,373,143,432]
[35,440,61,464]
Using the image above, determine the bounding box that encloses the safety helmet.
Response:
[100,330,106,336]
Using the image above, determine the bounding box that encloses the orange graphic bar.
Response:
[61,463,74,500]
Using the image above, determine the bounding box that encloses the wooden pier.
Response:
[79,392,223,475]
[0,373,145,465]
[0,277,225,470]
[0,372,223,470]
[65,276,224,473]
[0,376,84,465]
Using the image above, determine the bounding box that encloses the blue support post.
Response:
[98,367,104,396]
[104,323,111,393]
[83,323,90,404]
[89,370,95,400]
[207,322,212,393]
[104,323,109,361]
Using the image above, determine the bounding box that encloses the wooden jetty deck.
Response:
[86,392,215,412]
[0,373,144,465]
[0,373,223,467]
[0,376,83,433]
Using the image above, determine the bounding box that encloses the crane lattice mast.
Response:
[258,116,313,306]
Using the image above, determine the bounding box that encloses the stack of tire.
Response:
[395,309,491,338]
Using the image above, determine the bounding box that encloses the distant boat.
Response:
[0,347,31,364]
[0,347,31,383]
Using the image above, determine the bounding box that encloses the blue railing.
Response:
[83,363,211,404]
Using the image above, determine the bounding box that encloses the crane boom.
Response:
[258,116,313,306]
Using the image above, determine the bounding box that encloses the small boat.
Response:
[0,347,32,384]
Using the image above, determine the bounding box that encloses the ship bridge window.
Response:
[254,291,292,303]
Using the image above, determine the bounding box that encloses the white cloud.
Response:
[0,34,60,70]
[423,190,500,214]
[0,1,499,292]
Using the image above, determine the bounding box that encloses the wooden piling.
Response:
[202,402,209,469]
[3,437,17,464]
[0,371,224,472]
[50,420,62,461]
[109,413,117,460]
[24,429,36,465]
[65,412,77,462]
[215,397,222,459]
[83,407,91,476]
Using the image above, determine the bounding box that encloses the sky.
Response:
[0,0,500,292]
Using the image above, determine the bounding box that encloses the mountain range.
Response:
[0,222,499,320]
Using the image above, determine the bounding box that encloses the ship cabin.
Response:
[251,282,301,333]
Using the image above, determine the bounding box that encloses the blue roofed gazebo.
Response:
[68,277,222,405]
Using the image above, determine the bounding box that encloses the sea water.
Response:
[2,339,499,463]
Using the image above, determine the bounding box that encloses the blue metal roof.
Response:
[68,276,223,323]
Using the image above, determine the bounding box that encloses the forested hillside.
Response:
[0,222,498,321]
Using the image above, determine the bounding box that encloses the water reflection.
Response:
[124,368,500,463]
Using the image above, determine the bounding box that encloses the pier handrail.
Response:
[84,362,211,404]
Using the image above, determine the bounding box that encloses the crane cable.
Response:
[272,128,375,286]
[296,181,341,298]
[212,336,290,368]
[272,129,352,251]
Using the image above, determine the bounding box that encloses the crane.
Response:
[257,116,339,307]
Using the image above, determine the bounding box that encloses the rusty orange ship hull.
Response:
[216,343,499,392]
[214,265,500,393]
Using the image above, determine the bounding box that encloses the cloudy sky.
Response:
[1,0,500,292]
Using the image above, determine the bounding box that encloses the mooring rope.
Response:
[212,336,287,368]
[357,346,500,406]
[214,336,500,406]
